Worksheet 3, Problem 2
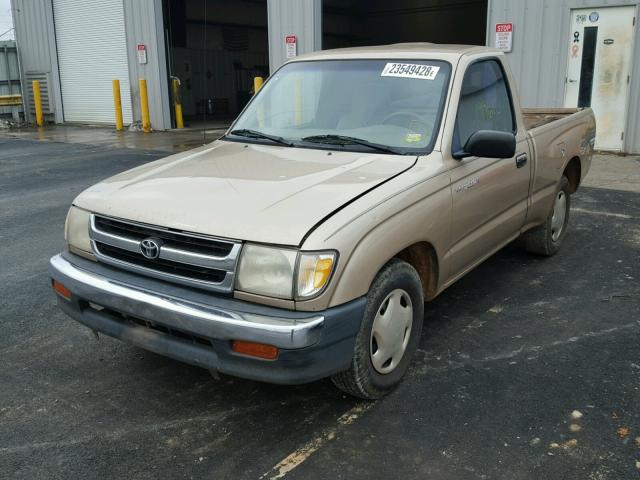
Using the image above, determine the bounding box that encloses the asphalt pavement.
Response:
[1,137,638,479]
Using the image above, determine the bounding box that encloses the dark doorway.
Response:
[323,0,488,50]
[163,0,269,128]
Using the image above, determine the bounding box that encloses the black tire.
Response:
[522,176,571,256]
[331,258,424,399]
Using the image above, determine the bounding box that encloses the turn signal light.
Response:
[231,340,278,360]
[313,258,334,288]
[52,280,71,300]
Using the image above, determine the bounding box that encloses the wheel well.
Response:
[564,157,581,194]
[394,242,439,301]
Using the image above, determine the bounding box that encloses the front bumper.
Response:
[49,252,366,384]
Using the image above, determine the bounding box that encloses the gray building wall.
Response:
[487,0,640,154]
[12,0,639,149]
[10,0,171,129]
[123,0,172,130]
[0,40,22,117]
[11,0,64,123]
[267,0,322,74]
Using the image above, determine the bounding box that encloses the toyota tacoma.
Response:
[49,44,596,399]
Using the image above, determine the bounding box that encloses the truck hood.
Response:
[74,140,416,246]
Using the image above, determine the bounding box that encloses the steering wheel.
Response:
[381,111,428,129]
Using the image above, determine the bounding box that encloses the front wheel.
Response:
[522,175,571,256]
[331,259,424,399]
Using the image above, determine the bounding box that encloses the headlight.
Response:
[236,245,336,300]
[65,206,91,253]
[236,245,297,299]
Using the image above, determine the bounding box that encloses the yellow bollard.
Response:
[253,76,264,94]
[112,80,124,131]
[32,80,44,127]
[171,78,184,129]
[139,78,151,133]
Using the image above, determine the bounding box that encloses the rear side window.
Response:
[453,59,515,153]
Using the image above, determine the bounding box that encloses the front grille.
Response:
[94,241,226,283]
[94,216,233,257]
[89,215,241,292]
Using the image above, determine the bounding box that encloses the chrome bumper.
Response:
[48,254,324,349]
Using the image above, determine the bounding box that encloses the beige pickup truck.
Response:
[49,44,595,398]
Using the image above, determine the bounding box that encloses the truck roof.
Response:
[290,43,502,63]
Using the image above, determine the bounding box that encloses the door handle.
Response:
[515,153,528,168]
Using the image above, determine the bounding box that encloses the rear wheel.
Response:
[522,176,571,256]
[331,259,424,399]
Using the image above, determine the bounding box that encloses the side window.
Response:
[453,59,515,153]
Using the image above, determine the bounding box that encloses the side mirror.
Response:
[455,130,516,159]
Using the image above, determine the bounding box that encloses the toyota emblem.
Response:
[139,238,162,259]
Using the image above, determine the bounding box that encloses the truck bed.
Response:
[522,108,583,130]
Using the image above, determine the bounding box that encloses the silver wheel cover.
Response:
[370,289,413,374]
[551,190,567,242]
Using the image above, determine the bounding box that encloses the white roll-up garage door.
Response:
[53,0,133,124]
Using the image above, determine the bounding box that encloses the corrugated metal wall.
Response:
[11,0,64,122]
[123,0,172,130]
[267,0,322,73]
[0,41,21,117]
[12,0,636,144]
[11,0,171,129]
[487,0,640,154]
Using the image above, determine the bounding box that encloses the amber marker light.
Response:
[52,280,71,300]
[296,252,336,299]
[313,257,334,288]
[231,340,279,360]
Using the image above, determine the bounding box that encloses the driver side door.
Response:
[446,58,531,280]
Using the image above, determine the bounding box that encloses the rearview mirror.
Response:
[455,130,516,159]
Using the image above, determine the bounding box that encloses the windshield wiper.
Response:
[300,135,403,155]
[228,129,293,147]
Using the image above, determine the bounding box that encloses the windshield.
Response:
[227,59,451,154]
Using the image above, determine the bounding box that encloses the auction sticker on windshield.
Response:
[381,63,440,80]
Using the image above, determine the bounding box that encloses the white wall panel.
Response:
[53,0,133,124]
